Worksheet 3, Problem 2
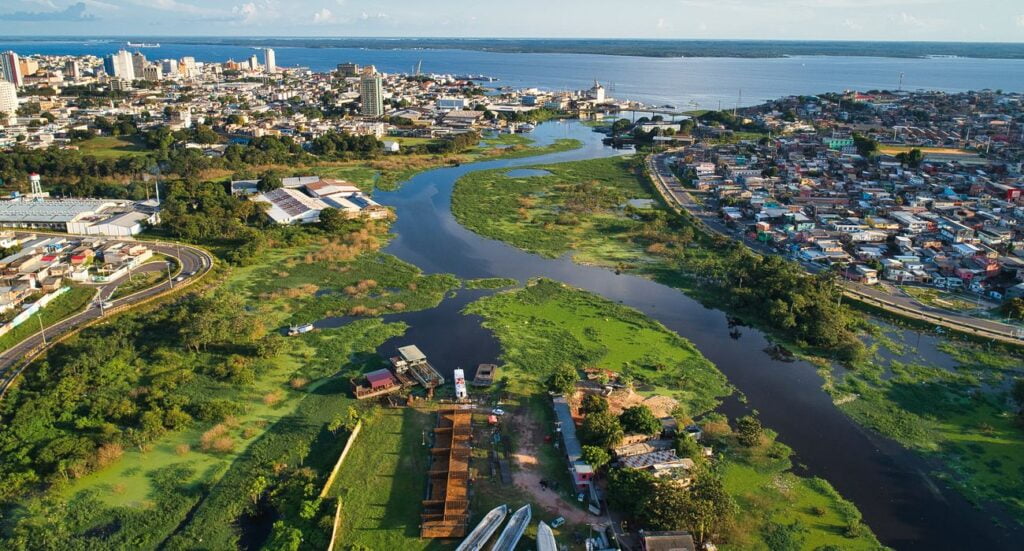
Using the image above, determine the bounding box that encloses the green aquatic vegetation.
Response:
[464,277,520,289]
[466,278,731,416]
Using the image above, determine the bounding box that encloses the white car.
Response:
[102,302,114,309]
[491,408,506,416]
[174,276,185,282]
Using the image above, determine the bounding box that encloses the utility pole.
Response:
[37,312,46,346]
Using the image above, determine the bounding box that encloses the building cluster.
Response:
[0,232,155,317]
[237,176,388,225]
[667,90,1024,302]
[0,49,633,153]
[0,174,159,237]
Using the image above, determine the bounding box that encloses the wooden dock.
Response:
[421,407,473,539]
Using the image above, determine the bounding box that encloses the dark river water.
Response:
[357,121,1017,550]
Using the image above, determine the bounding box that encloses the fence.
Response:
[322,420,363,551]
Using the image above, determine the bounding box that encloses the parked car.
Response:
[551,517,565,529]
[491,408,505,416]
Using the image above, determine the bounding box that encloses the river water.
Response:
[5,40,1024,109]
[360,121,1017,550]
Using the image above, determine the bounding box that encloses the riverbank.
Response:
[449,151,1024,535]
[465,279,883,549]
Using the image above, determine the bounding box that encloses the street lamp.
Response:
[36,312,46,346]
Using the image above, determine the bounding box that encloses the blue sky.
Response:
[0,0,1022,41]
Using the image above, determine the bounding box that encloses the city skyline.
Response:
[0,0,1023,43]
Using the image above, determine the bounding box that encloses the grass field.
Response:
[465,280,880,548]
[76,136,149,158]
[0,286,95,354]
[326,406,445,551]
[900,286,984,312]
[466,278,731,416]
[45,238,460,547]
[877,145,973,156]
[452,156,652,268]
[720,435,883,550]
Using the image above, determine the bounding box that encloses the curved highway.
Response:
[0,234,213,398]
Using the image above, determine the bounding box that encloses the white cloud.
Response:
[843,18,863,31]
[360,11,388,20]
[313,7,334,23]
[1017,14,1024,27]
[656,17,670,30]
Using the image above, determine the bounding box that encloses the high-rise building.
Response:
[131,52,147,78]
[337,62,360,77]
[161,59,178,75]
[18,58,39,78]
[0,81,17,116]
[248,55,260,72]
[64,59,81,80]
[359,67,384,118]
[143,65,163,81]
[263,48,276,73]
[103,50,135,81]
[0,51,23,87]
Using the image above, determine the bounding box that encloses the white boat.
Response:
[454,368,468,399]
[287,323,314,336]
[536,521,557,551]
[456,504,508,551]
[491,504,531,551]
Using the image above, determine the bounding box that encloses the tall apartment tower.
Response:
[0,51,23,87]
[103,49,135,81]
[0,81,17,116]
[263,48,276,73]
[131,52,147,78]
[359,67,384,118]
[64,59,81,80]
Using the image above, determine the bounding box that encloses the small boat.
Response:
[454,368,468,400]
[491,504,530,551]
[518,123,536,133]
[287,323,314,336]
[126,42,160,48]
[536,521,557,551]
[456,504,508,551]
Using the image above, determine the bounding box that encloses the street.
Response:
[0,234,213,398]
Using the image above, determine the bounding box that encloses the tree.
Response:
[1012,378,1024,412]
[581,445,611,471]
[674,434,702,459]
[580,411,624,449]
[762,520,807,551]
[619,405,662,436]
[1002,298,1024,321]
[736,415,763,447]
[248,475,269,505]
[547,364,579,395]
[607,467,657,518]
[680,471,736,546]
[852,133,878,157]
[639,480,690,531]
[581,394,609,415]
[258,170,282,192]
[319,207,345,232]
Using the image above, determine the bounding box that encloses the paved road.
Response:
[0,234,213,397]
[644,151,1024,344]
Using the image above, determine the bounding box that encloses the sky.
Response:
[0,0,1022,42]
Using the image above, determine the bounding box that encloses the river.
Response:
[355,121,1017,550]
[5,40,1024,109]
